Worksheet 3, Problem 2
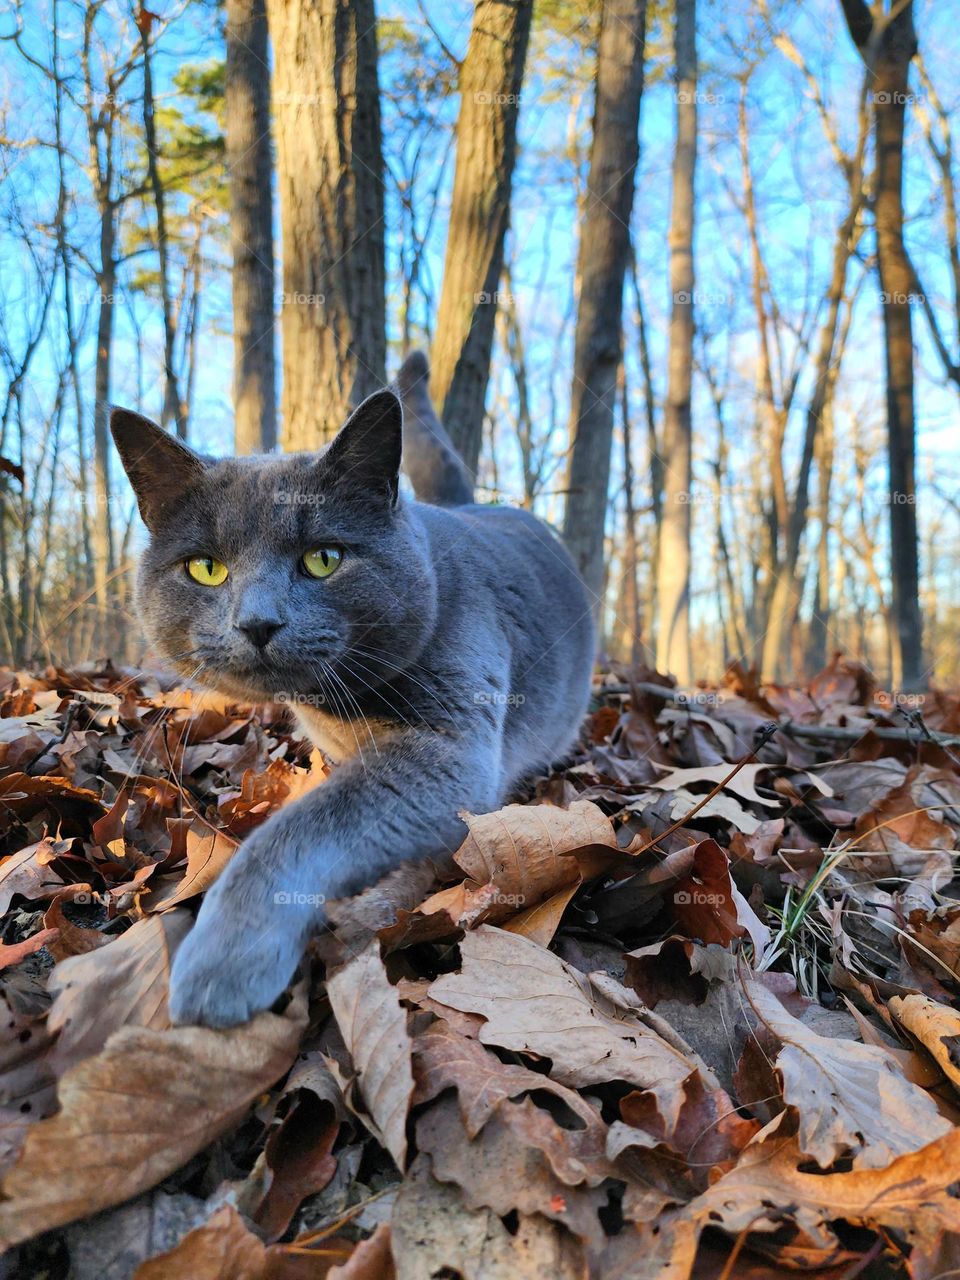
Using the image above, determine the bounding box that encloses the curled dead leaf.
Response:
[326,941,414,1169]
[428,926,698,1125]
[888,993,960,1097]
[0,985,307,1246]
[744,978,950,1168]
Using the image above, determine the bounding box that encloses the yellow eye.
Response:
[302,547,342,579]
[186,556,229,587]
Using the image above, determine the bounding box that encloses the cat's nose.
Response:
[237,617,284,650]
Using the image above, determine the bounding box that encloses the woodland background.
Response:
[1,0,958,692]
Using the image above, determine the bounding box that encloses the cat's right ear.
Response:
[110,408,208,530]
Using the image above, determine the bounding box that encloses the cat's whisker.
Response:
[337,651,423,732]
[347,644,451,713]
[320,660,382,760]
[311,661,371,772]
[169,661,209,801]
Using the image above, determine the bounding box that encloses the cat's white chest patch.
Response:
[294,705,395,765]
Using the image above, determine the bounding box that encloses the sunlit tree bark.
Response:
[430,0,533,478]
[562,0,646,604]
[227,0,277,453]
[655,0,696,683]
[268,0,386,448]
[840,0,923,688]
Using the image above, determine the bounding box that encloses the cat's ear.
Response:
[320,390,402,506]
[111,408,208,530]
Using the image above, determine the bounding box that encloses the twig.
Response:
[897,706,960,769]
[632,722,779,857]
[599,681,960,748]
[23,703,77,774]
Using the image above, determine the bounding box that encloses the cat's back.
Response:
[412,499,596,769]
[415,500,586,606]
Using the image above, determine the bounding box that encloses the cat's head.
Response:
[111,392,438,704]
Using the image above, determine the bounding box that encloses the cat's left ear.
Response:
[321,390,402,506]
[111,408,208,530]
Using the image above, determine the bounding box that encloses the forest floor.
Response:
[0,657,958,1278]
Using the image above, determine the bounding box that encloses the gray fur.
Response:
[111,358,595,1027]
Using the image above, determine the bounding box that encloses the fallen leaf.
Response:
[47,910,193,1077]
[650,762,784,807]
[413,1016,602,1141]
[454,799,616,920]
[135,1203,267,1280]
[253,1090,339,1240]
[428,926,697,1125]
[665,1128,960,1259]
[391,1154,585,1279]
[328,1223,394,1279]
[41,895,108,960]
[416,1093,610,1247]
[632,786,764,834]
[0,927,59,970]
[327,941,414,1169]
[0,985,307,1245]
[134,1202,346,1280]
[744,977,951,1168]
[670,838,771,953]
[0,837,67,913]
[145,820,239,910]
[888,993,960,1097]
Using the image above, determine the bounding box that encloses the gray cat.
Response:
[111,353,595,1027]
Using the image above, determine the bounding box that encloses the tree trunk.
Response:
[140,19,185,438]
[619,361,642,665]
[654,0,696,683]
[760,198,860,679]
[629,261,661,643]
[810,405,835,674]
[268,0,386,449]
[227,0,277,454]
[840,0,923,688]
[561,0,646,604]
[430,0,533,478]
[92,206,116,638]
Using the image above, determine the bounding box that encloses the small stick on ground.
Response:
[632,722,780,857]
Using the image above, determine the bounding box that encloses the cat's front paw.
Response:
[168,905,306,1028]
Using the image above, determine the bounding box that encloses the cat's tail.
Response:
[395,351,474,506]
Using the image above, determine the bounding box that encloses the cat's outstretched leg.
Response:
[167,728,500,1027]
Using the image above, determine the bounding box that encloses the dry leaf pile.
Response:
[1,655,959,1278]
